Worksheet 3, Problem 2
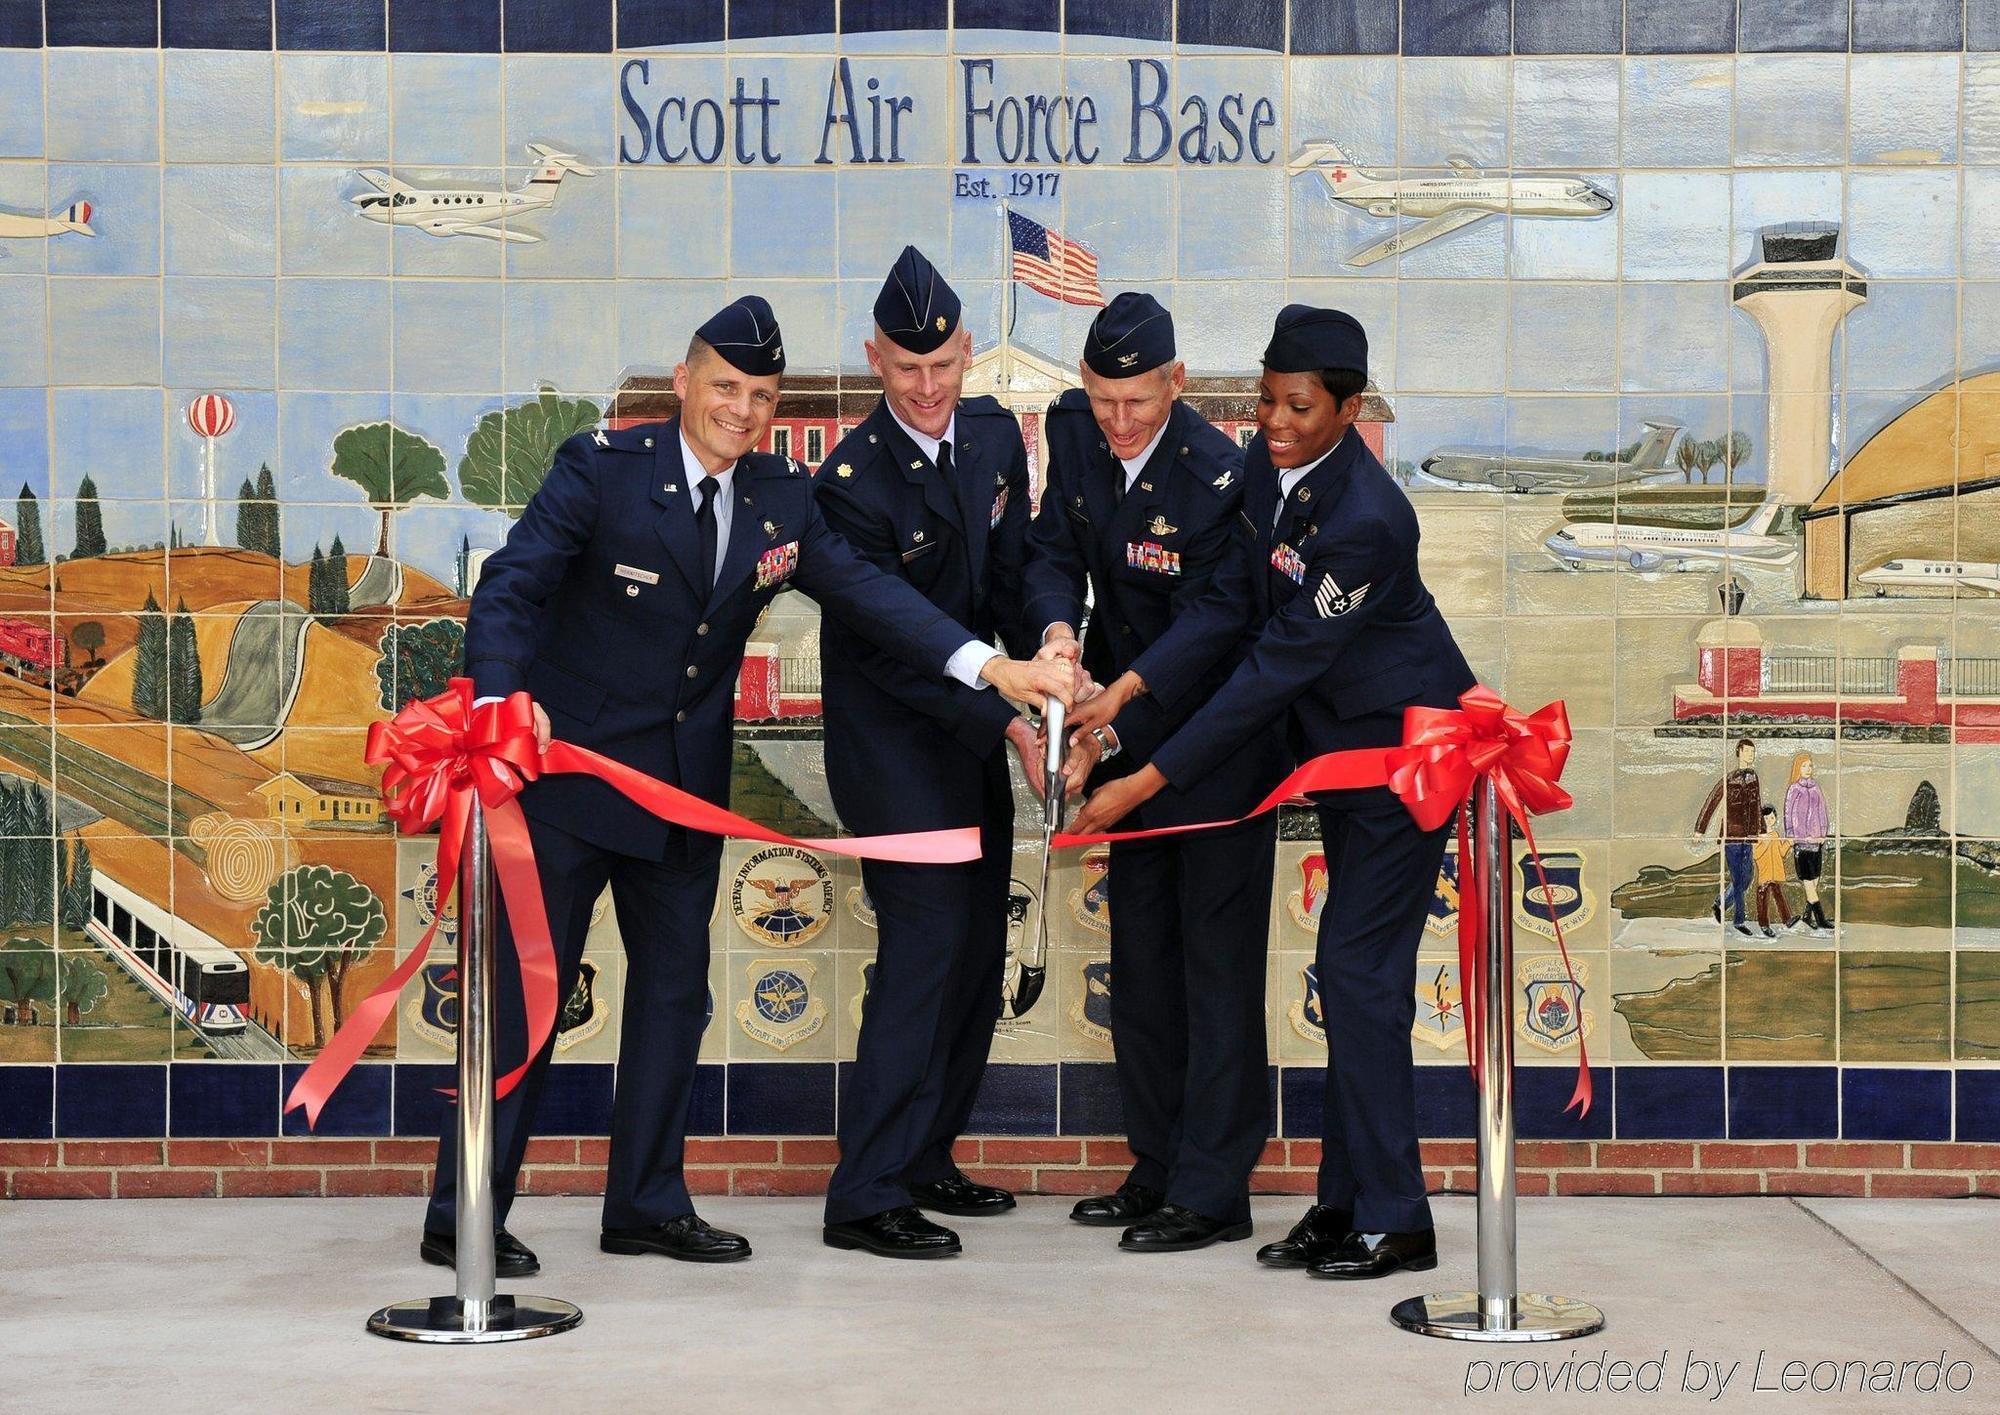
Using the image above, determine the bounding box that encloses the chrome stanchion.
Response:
[368,804,583,1343]
[1391,778,1605,1342]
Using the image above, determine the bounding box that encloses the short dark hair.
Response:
[1761,804,1777,820]
[1735,737,1755,753]
[1317,368,1366,402]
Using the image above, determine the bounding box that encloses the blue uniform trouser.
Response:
[1313,801,1451,1233]
[1105,815,1276,1224]
[426,816,721,1235]
[1722,841,1753,924]
[825,758,1012,1225]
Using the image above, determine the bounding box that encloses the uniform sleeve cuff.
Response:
[946,640,1002,690]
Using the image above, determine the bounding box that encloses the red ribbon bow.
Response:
[284,679,983,1128]
[1387,685,1588,1116]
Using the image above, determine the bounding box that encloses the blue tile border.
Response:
[391,1062,455,1137]
[1403,0,1510,56]
[277,0,384,49]
[169,1063,280,1138]
[0,0,41,48]
[505,0,612,52]
[1737,0,1848,52]
[55,1063,167,1139]
[1517,1066,1614,1139]
[163,0,272,50]
[1615,1066,1727,1139]
[1729,1066,1839,1139]
[1956,1070,2000,1142]
[966,1062,1059,1135]
[1057,1061,1125,1136]
[1513,0,1622,53]
[1625,0,1738,51]
[390,0,501,53]
[1843,1068,1950,1141]
[45,0,157,47]
[281,1063,392,1137]
[1180,0,1283,51]
[1852,0,1962,52]
[728,1061,834,1135]
[0,1064,53,1138]
[1290,0,1398,53]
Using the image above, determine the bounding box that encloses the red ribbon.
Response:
[1058,684,1588,1117]
[282,679,981,1128]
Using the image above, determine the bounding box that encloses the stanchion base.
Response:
[1391,1292,1604,1343]
[367,1295,583,1344]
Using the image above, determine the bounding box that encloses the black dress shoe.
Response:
[600,1213,752,1263]
[419,1227,540,1279]
[909,1172,1016,1217]
[1308,1227,1438,1280]
[823,1205,962,1259]
[1254,1204,1352,1269]
[1070,1182,1166,1228]
[1118,1202,1253,1253]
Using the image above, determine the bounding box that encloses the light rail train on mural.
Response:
[84,870,250,1035]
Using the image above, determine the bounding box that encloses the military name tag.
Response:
[1125,540,1181,575]
[614,563,660,585]
[754,541,799,589]
[1270,543,1306,584]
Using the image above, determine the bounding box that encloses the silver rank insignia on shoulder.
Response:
[911,459,924,469]
[1138,481,1153,492]
[1312,575,1370,618]
[868,433,879,443]
[913,530,926,543]
[836,463,855,478]
[1212,470,1234,491]
[764,520,778,538]
[1148,515,1177,537]
[592,429,608,447]
[644,437,654,448]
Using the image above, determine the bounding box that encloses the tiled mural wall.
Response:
[6,0,2000,1156]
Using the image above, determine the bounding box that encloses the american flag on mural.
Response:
[1005,209,1106,307]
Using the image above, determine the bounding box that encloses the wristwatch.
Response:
[1090,726,1120,761]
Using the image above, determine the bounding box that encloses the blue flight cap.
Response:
[1262,303,1367,375]
[695,295,785,376]
[1083,292,1176,378]
[873,245,961,354]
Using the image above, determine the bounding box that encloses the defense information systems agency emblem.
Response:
[731,846,833,947]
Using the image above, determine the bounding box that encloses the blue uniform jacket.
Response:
[464,418,973,857]
[1022,392,1286,826]
[812,395,1037,834]
[1152,427,1475,806]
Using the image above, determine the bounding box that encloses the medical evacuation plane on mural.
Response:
[350,144,594,243]
[1289,140,1614,267]
[0,201,94,242]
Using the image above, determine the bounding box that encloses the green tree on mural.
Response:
[57,833,91,935]
[15,485,43,567]
[70,621,104,669]
[0,935,53,1025]
[251,864,387,1050]
[58,952,106,1025]
[233,464,281,558]
[306,543,350,622]
[131,591,168,720]
[1908,781,1943,834]
[168,596,202,725]
[329,422,449,557]
[71,474,105,559]
[375,618,464,711]
[458,388,603,516]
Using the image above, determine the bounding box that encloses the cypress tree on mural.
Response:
[131,591,168,720]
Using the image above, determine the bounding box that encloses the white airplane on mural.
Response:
[351,145,594,243]
[1419,419,1682,493]
[1289,141,1614,267]
[0,200,94,241]
[1544,499,1794,573]
[1857,559,2000,596]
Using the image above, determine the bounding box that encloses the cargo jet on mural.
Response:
[1419,419,1682,493]
[351,144,594,243]
[1544,498,1793,573]
[0,200,94,241]
[1289,141,1614,268]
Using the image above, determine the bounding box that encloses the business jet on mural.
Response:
[0,200,94,242]
[351,144,594,243]
[1419,419,1682,494]
[1857,559,2000,596]
[1544,499,1794,574]
[1288,141,1614,268]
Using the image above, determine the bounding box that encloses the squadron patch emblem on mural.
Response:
[1426,841,1462,937]
[1287,962,1325,1044]
[737,958,827,1052]
[408,958,607,1054]
[1288,851,1328,931]
[1518,956,1593,1055]
[1069,957,1113,1046]
[845,882,877,930]
[1067,846,1112,936]
[731,847,833,947]
[1413,959,1465,1051]
[1516,849,1596,939]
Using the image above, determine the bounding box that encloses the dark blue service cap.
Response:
[696,295,785,376]
[1262,303,1367,375]
[873,244,961,354]
[1083,292,1176,378]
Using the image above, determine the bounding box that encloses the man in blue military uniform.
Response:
[814,247,1045,1259]
[1024,293,1287,1253]
[1072,305,1475,1280]
[425,296,1071,1276]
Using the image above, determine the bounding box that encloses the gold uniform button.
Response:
[686,665,699,679]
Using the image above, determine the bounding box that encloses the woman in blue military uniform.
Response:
[1023,293,1287,1253]
[1071,304,1475,1281]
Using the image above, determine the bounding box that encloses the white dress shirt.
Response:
[1118,419,1171,491]
[1274,443,1338,533]
[884,405,999,690]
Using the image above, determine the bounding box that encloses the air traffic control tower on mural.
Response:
[1731,223,1868,508]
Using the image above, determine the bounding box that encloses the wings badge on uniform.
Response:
[1311,574,1370,618]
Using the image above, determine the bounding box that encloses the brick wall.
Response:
[6,1137,1999,1201]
